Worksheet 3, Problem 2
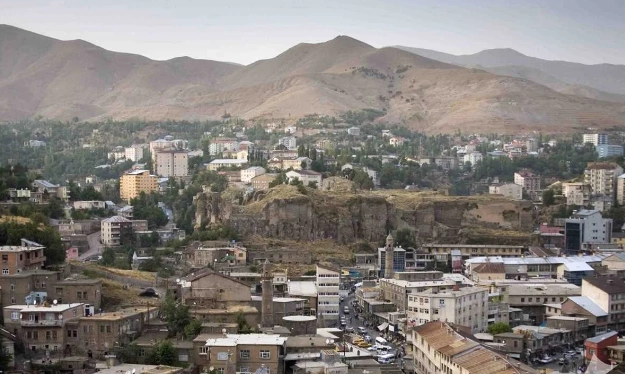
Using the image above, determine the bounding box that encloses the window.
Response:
[240,350,250,359]
[73,309,77,317]
[77,292,82,300]
[10,284,15,291]
[199,346,208,354]
[11,312,19,320]
[56,287,63,295]
[100,325,104,333]
[11,297,16,304]
[529,298,533,302]
[217,369,225,374]
[260,350,271,359]
[106,325,111,333]
[73,330,77,338]
[2,269,8,275]
[521,298,525,302]
[67,330,72,338]
[514,341,518,348]
[239,367,250,373]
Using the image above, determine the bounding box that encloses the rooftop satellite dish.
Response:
[222,328,227,334]
[53,300,58,305]
[132,369,136,374]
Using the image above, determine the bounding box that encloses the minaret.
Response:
[384,233,395,279]
[261,259,274,328]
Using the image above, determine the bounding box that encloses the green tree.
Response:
[161,295,191,337]
[146,341,177,366]
[236,312,253,334]
[542,189,555,206]
[184,319,203,339]
[395,228,415,248]
[487,322,512,335]
[100,247,115,266]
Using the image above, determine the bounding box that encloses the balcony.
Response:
[22,320,63,327]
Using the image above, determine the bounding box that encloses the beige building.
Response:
[497,282,581,324]
[489,183,523,200]
[514,169,541,193]
[241,166,266,184]
[421,244,524,260]
[207,159,248,171]
[617,174,625,205]
[380,275,473,312]
[251,174,278,190]
[154,149,189,177]
[407,286,488,333]
[286,170,322,187]
[582,276,625,331]
[197,334,287,374]
[177,270,252,309]
[0,241,46,276]
[562,182,592,206]
[124,145,144,162]
[412,321,535,374]
[4,303,85,353]
[584,162,623,198]
[101,216,133,246]
[120,170,158,201]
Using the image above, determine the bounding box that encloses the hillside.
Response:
[396,46,625,101]
[194,185,534,245]
[1,25,625,133]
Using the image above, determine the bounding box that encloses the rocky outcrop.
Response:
[194,185,533,244]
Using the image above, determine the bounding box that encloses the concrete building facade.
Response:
[119,170,158,202]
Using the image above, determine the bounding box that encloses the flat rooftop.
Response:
[205,333,287,347]
[80,307,149,321]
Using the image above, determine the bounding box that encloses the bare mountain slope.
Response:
[0,24,242,121]
[1,25,625,133]
[395,45,625,98]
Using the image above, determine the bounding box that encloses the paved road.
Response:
[80,231,103,261]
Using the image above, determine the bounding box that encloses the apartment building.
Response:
[316,265,340,322]
[72,201,106,210]
[154,150,189,177]
[0,239,46,275]
[208,138,239,156]
[177,270,252,309]
[514,169,541,194]
[582,276,625,331]
[241,166,266,184]
[197,334,287,374]
[463,151,483,166]
[149,137,188,161]
[464,254,606,279]
[498,283,581,324]
[584,162,623,198]
[489,183,523,200]
[423,244,524,261]
[71,307,158,358]
[412,321,534,374]
[124,145,144,162]
[119,170,158,201]
[562,182,592,206]
[0,270,102,310]
[379,275,473,312]
[564,209,612,252]
[560,296,609,334]
[583,133,608,147]
[101,216,133,247]
[4,303,86,353]
[278,136,297,150]
[207,159,248,171]
[596,144,624,158]
[251,174,278,191]
[407,286,488,333]
[616,174,625,206]
[32,180,70,201]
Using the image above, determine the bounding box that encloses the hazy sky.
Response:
[2,0,624,65]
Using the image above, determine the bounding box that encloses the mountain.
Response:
[395,46,625,101]
[1,25,625,133]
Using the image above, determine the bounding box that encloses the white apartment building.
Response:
[583,133,608,147]
[562,182,591,206]
[316,265,340,322]
[278,136,297,150]
[124,145,144,162]
[101,216,132,246]
[286,170,322,186]
[514,169,541,193]
[565,209,613,252]
[154,150,189,177]
[241,166,266,184]
[584,162,623,198]
[463,151,483,166]
[489,183,523,200]
[208,138,239,155]
[407,287,488,333]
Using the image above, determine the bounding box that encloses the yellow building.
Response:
[120,170,158,201]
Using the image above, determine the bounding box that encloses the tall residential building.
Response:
[596,144,624,159]
[278,136,297,150]
[154,149,189,177]
[513,169,541,193]
[583,133,608,146]
[562,182,591,206]
[581,276,625,331]
[316,264,340,322]
[617,174,625,206]
[101,216,133,247]
[407,286,489,333]
[463,151,483,166]
[584,162,623,198]
[120,170,158,201]
[198,334,287,374]
[124,145,144,162]
[526,138,539,152]
[565,209,613,253]
[208,137,239,156]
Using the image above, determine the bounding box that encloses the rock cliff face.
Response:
[194,185,533,244]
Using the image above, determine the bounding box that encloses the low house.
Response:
[286,170,322,187]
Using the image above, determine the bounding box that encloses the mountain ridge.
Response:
[1,25,624,133]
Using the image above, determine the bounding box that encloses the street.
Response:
[80,231,102,261]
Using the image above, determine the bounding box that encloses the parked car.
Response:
[345,326,355,333]
[139,288,159,297]
[358,327,367,335]
[364,335,373,343]
[343,306,350,314]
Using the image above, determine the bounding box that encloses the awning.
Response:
[378,322,389,331]
[389,325,395,332]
